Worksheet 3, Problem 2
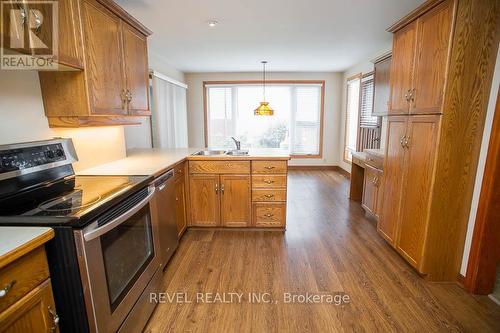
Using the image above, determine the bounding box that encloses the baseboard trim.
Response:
[457,273,466,288]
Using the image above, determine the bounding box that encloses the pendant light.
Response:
[254,61,274,116]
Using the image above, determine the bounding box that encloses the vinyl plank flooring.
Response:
[145,170,500,333]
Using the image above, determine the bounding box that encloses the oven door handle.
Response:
[83,187,156,242]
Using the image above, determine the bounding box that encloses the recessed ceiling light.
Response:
[207,20,218,27]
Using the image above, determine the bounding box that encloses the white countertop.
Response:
[78,148,290,177]
[0,226,53,259]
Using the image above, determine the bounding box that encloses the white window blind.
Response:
[359,73,378,128]
[344,76,360,161]
[206,83,323,156]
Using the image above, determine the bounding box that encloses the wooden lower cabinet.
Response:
[0,280,58,333]
[378,116,407,244]
[189,173,251,227]
[189,174,220,227]
[396,115,440,268]
[174,175,187,237]
[220,175,251,227]
[378,114,441,272]
[361,165,382,218]
[253,203,286,228]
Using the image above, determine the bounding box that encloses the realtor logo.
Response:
[1,1,58,70]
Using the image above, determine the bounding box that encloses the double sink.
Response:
[192,149,249,156]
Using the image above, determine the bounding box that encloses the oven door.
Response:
[74,185,162,333]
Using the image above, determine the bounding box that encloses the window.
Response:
[344,75,361,162]
[359,73,378,128]
[205,81,324,157]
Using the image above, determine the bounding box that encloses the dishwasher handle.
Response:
[155,169,174,190]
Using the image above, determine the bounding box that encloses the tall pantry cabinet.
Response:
[379,0,499,281]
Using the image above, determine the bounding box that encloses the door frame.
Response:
[464,88,500,294]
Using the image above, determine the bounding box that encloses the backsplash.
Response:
[0,71,126,171]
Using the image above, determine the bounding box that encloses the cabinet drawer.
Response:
[252,189,287,202]
[253,203,286,227]
[252,175,287,188]
[252,161,287,174]
[0,246,50,312]
[364,154,384,170]
[189,161,250,174]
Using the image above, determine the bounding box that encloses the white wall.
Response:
[0,71,126,171]
[185,72,342,166]
[460,47,500,275]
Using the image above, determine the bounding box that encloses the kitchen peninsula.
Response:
[79,148,290,230]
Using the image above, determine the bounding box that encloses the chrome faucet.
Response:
[231,137,241,150]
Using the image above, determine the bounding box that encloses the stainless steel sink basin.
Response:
[226,150,249,156]
[192,150,227,156]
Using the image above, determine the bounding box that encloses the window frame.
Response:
[203,80,326,159]
[343,73,362,164]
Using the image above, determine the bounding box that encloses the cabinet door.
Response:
[175,176,187,237]
[189,174,219,226]
[378,116,407,244]
[81,0,126,115]
[220,175,251,227]
[0,280,59,333]
[373,56,392,116]
[411,1,454,115]
[362,165,379,215]
[388,21,417,115]
[397,115,440,269]
[56,0,84,68]
[122,23,150,115]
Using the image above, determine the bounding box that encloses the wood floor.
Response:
[145,170,500,332]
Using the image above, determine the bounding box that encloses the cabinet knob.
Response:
[48,305,59,332]
[264,166,275,170]
[0,280,16,298]
[264,213,274,218]
[264,194,274,198]
[264,179,274,184]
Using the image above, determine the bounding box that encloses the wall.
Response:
[460,48,500,275]
[185,72,342,166]
[0,71,126,171]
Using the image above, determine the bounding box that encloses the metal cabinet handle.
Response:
[264,179,274,184]
[404,136,411,149]
[404,89,411,102]
[264,213,274,218]
[264,166,275,170]
[215,183,218,194]
[409,88,415,102]
[48,305,59,332]
[0,280,16,298]
[121,89,128,108]
[221,183,225,194]
[264,194,274,198]
[127,90,133,102]
[400,136,406,148]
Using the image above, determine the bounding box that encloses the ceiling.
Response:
[116,0,424,73]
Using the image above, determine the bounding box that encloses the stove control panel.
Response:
[0,143,66,173]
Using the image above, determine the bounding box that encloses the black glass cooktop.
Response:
[0,175,151,227]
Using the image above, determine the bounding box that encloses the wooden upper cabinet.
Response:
[378,116,407,244]
[388,21,417,115]
[38,0,152,127]
[220,175,251,227]
[122,24,150,115]
[372,55,392,116]
[82,0,126,115]
[411,1,454,115]
[397,115,440,268]
[55,0,85,69]
[189,174,220,227]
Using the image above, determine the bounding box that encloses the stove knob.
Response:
[45,150,55,159]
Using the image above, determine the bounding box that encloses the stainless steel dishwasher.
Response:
[153,169,179,269]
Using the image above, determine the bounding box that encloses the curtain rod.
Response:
[149,70,188,89]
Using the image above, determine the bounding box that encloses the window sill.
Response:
[291,154,322,159]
